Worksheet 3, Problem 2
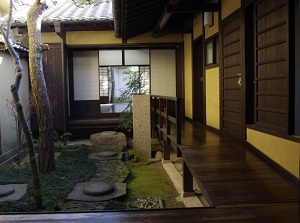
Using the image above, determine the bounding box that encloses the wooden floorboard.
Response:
[156,119,298,221]
[178,120,299,207]
[0,203,298,223]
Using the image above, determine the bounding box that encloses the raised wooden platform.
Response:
[178,121,299,206]
[68,118,120,130]
[0,203,298,223]
[150,96,299,222]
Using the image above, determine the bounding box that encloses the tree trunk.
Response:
[27,0,55,174]
[0,4,43,208]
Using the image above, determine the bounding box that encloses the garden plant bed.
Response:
[0,144,184,212]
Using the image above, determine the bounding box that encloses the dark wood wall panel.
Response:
[223,30,240,46]
[223,54,240,67]
[257,61,286,78]
[31,43,64,133]
[254,0,289,134]
[257,43,287,62]
[223,89,241,98]
[224,100,241,111]
[257,24,287,46]
[257,96,286,110]
[257,111,286,129]
[223,66,241,78]
[221,10,245,139]
[257,79,286,92]
[72,100,101,119]
[43,44,64,131]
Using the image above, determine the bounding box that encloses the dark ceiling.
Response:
[116,0,220,39]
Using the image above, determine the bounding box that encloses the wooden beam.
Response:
[41,21,114,33]
[166,2,221,13]
[54,22,63,38]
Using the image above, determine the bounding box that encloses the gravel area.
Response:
[129,197,164,209]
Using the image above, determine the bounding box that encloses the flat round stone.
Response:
[83,182,114,196]
[97,151,117,157]
[0,185,15,198]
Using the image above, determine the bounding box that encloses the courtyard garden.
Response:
[0,140,184,212]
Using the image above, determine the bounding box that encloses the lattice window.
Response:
[139,66,150,94]
[99,67,109,97]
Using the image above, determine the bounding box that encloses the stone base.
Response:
[67,182,126,201]
[88,152,123,161]
[181,191,196,198]
[90,131,127,152]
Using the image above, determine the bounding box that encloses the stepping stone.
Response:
[83,182,114,196]
[88,151,122,161]
[97,151,117,158]
[67,182,126,201]
[90,131,127,152]
[0,184,28,201]
[0,185,15,198]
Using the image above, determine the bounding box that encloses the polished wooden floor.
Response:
[0,120,299,222]
[178,121,299,207]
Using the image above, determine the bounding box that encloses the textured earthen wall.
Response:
[132,94,151,160]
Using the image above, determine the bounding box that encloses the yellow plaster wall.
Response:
[205,67,220,129]
[66,31,122,45]
[247,129,300,179]
[42,32,61,43]
[127,32,182,44]
[221,0,241,20]
[193,12,203,40]
[184,34,193,119]
[205,12,219,39]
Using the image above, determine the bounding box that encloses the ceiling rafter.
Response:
[117,0,221,40]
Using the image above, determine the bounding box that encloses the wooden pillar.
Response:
[182,159,195,197]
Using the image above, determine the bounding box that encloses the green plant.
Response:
[118,66,146,132]
[53,130,73,148]
[119,106,133,132]
[119,66,145,101]
[10,162,31,170]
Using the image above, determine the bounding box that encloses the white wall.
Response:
[0,52,29,155]
[73,51,99,101]
[150,49,176,97]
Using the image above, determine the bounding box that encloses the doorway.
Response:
[193,37,205,124]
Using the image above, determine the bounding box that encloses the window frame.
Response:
[204,34,219,68]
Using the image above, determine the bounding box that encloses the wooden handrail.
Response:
[150,95,181,156]
[151,95,180,101]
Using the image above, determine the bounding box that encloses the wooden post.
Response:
[166,99,170,136]
[162,139,171,163]
[182,160,194,197]
[176,98,182,157]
